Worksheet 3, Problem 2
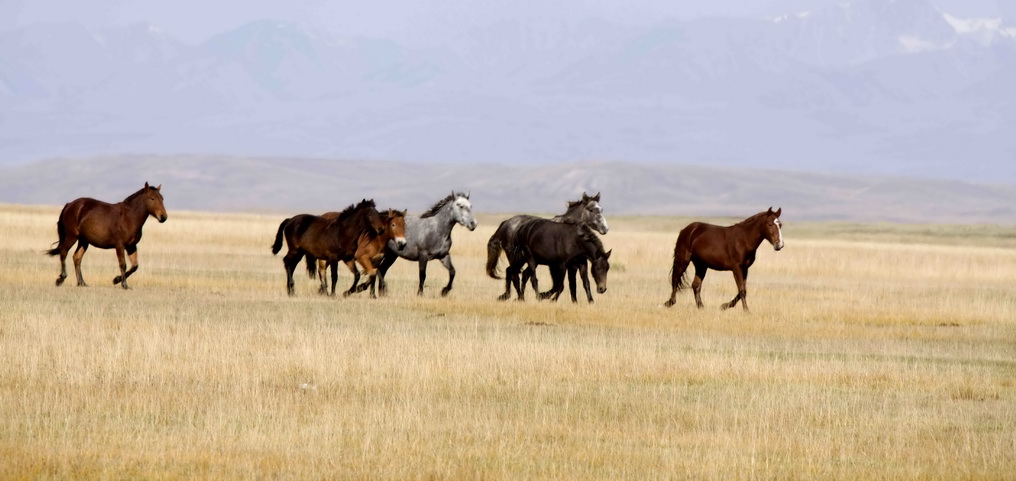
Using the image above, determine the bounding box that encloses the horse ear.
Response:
[593,192,600,201]
[402,209,408,216]
[145,182,150,189]
[767,206,774,214]
[466,191,471,199]
[156,184,162,191]
[775,207,782,217]
[605,249,612,259]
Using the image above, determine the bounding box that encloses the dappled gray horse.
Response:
[485,192,609,301]
[375,192,478,296]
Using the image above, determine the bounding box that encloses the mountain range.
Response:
[1,0,1014,182]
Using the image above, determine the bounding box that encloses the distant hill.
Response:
[1,155,1013,224]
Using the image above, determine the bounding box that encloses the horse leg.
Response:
[72,241,89,287]
[328,261,341,297]
[343,261,359,297]
[439,255,455,297]
[577,262,594,303]
[692,262,708,309]
[317,259,329,295]
[568,265,578,303]
[723,268,747,309]
[376,252,396,297]
[722,267,749,311]
[114,245,129,289]
[283,251,304,296]
[416,258,428,296]
[54,237,77,286]
[540,265,564,301]
[114,245,139,285]
[499,265,515,301]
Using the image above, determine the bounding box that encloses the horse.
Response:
[46,182,168,290]
[271,199,385,297]
[486,192,608,301]
[504,219,611,303]
[314,208,407,298]
[374,191,477,296]
[663,207,784,311]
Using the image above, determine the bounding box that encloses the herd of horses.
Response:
[44,183,785,310]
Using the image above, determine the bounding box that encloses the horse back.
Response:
[60,197,131,246]
[517,219,585,264]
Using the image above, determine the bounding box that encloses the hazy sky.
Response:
[2,0,1011,44]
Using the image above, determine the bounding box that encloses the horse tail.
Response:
[486,234,503,279]
[46,203,70,256]
[305,254,317,278]
[486,220,514,279]
[271,218,289,255]
[669,225,696,291]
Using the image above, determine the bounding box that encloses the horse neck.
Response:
[121,195,151,230]
[553,203,585,223]
[732,216,767,251]
[578,227,603,257]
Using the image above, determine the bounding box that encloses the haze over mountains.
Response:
[2,0,1015,185]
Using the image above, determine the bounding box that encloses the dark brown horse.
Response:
[271,199,384,297]
[505,220,611,303]
[664,207,784,311]
[315,208,407,298]
[46,183,168,289]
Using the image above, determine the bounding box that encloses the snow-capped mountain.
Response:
[1,0,1013,182]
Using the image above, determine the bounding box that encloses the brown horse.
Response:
[315,208,407,298]
[271,199,384,297]
[46,182,168,289]
[664,207,784,311]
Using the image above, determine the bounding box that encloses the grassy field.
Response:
[1,204,1014,480]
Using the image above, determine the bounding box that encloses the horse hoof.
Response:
[721,304,730,310]
[441,288,451,297]
[55,277,65,286]
[497,294,509,302]
[113,276,122,285]
[663,300,675,308]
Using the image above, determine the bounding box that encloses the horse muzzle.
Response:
[774,241,784,251]
[395,237,407,250]
[467,220,477,231]
[158,214,168,223]
[597,286,607,294]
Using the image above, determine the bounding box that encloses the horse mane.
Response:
[553,197,590,223]
[382,209,406,220]
[122,186,153,203]
[733,211,770,227]
[334,199,376,222]
[420,192,467,218]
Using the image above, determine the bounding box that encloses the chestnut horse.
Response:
[271,199,384,297]
[46,182,168,289]
[315,208,407,298]
[664,207,784,311]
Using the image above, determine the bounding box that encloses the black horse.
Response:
[503,219,611,303]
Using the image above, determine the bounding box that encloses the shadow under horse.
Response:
[46,182,168,289]
[505,219,611,303]
[664,207,784,311]
[271,199,385,297]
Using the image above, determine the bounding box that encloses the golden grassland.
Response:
[1,204,1014,480]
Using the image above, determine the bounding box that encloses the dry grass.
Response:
[1,204,1014,480]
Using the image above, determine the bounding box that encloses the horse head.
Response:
[385,209,408,250]
[584,197,608,235]
[764,207,784,251]
[451,192,477,231]
[143,182,168,223]
[592,249,611,294]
